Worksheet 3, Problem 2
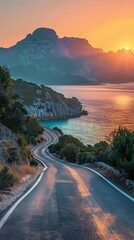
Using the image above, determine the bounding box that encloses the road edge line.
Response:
[0,153,48,229]
[81,165,134,202]
[46,148,134,203]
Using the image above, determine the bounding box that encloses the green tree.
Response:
[53,127,63,136]
[24,117,44,143]
[111,127,134,178]
[76,152,89,164]
[0,167,16,190]
[58,135,84,149]
[94,141,110,162]
[0,66,12,89]
[18,134,27,147]
[60,143,80,163]
[0,66,13,121]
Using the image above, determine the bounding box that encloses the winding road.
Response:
[0,128,134,240]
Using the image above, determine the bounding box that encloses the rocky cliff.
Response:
[26,97,83,120]
[13,79,87,120]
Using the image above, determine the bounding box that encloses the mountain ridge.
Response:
[0,27,134,84]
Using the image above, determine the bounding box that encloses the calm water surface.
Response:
[40,83,134,145]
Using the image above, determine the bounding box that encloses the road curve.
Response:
[0,128,134,240]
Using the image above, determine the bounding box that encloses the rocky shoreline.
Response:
[13,79,88,121]
[26,97,87,120]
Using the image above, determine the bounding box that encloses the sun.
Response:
[124,47,129,50]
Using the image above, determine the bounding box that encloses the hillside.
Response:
[0,28,134,85]
[0,66,44,189]
[0,123,23,164]
[13,79,87,120]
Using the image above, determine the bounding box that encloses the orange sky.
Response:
[0,0,134,52]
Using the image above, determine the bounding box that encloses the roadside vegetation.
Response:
[0,66,44,144]
[49,127,134,180]
[0,66,44,189]
[53,127,63,136]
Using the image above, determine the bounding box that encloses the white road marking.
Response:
[45,131,134,203]
[1,128,133,231]
[0,147,48,229]
[81,165,134,203]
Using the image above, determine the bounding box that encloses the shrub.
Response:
[7,147,19,163]
[0,167,16,190]
[60,143,80,163]
[19,165,36,175]
[111,127,134,178]
[49,143,62,155]
[106,151,116,167]
[119,156,134,179]
[76,152,89,164]
[86,154,97,163]
[53,127,63,136]
[30,159,38,167]
[18,134,27,147]
[24,117,44,141]
[58,135,84,149]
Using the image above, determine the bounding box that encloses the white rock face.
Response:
[25,92,83,120]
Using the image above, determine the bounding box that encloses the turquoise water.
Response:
[40,83,134,145]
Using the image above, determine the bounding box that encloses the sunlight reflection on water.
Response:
[40,84,134,145]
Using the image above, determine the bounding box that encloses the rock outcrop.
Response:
[13,79,87,120]
[26,97,83,120]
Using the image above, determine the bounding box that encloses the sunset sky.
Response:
[0,0,134,52]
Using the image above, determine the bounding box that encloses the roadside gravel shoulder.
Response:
[83,162,134,197]
[0,166,43,214]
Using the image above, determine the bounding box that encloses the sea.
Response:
[40,83,134,145]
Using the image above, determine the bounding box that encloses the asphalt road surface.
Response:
[0,128,134,240]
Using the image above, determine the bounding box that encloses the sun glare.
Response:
[116,95,131,108]
[124,47,129,50]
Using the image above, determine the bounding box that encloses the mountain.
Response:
[0,28,134,84]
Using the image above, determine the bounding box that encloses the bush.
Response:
[18,134,27,147]
[76,152,89,164]
[24,117,44,143]
[58,135,84,149]
[49,143,61,155]
[86,154,97,163]
[49,134,84,157]
[7,147,19,163]
[119,156,134,179]
[106,151,116,167]
[0,167,16,190]
[111,127,134,178]
[53,127,63,136]
[30,159,38,167]
[60,143,80,163]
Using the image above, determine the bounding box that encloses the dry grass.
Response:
[0,164,37,185]
[0,158,39,195]
[18,165,37,176]
[11,165,37,184]
[3,140,12,147]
